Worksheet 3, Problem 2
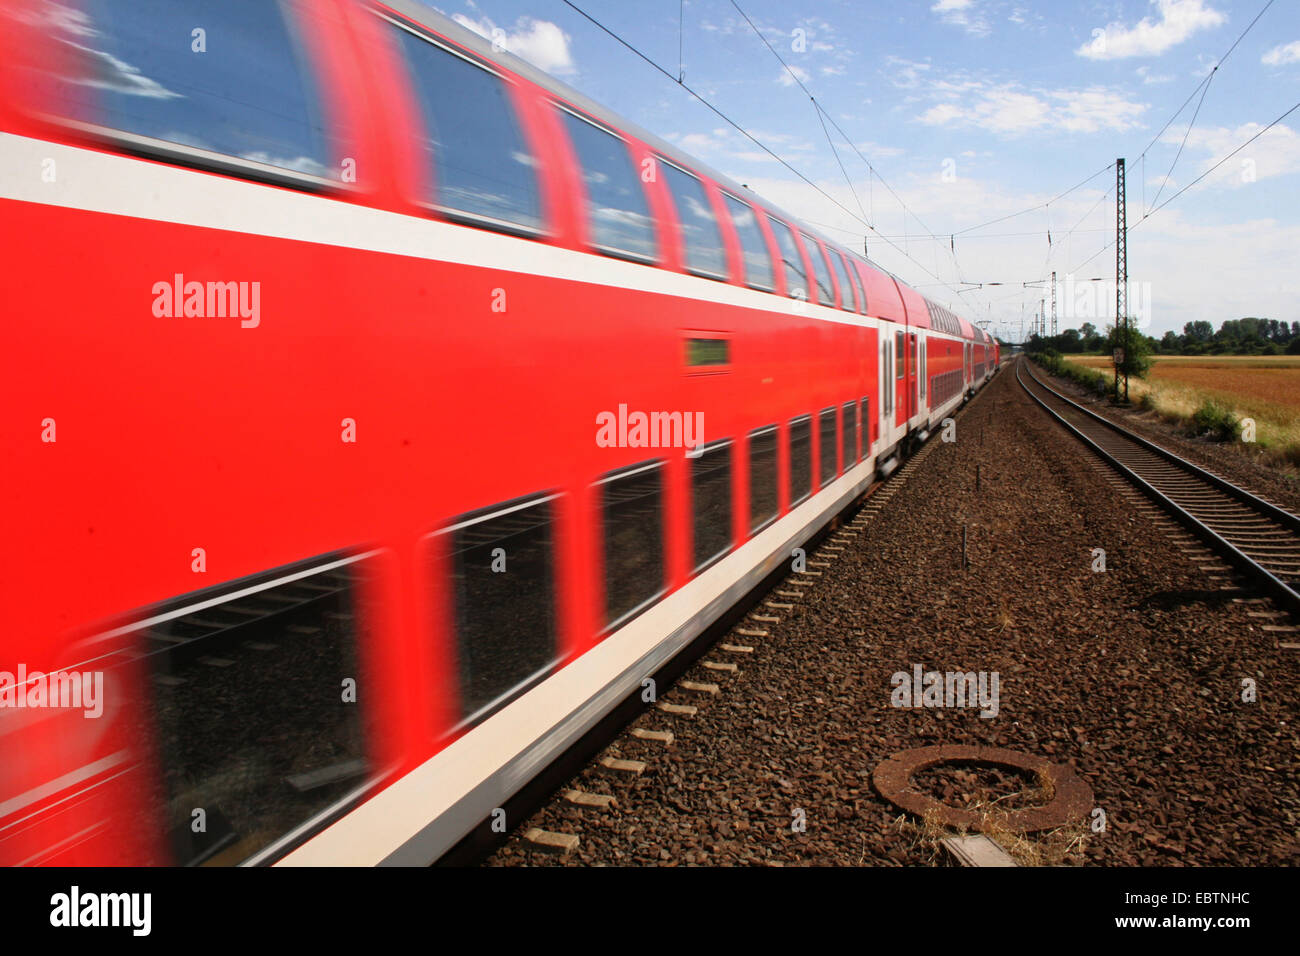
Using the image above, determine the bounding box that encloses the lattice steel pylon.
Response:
[1051,271,1057,336]
[1115,157,1128,402]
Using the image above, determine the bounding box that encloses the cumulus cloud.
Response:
[1173,122,1300,189]
[1077,0,1225,60]
[452,14,576,76]
[1262,41,1300,67]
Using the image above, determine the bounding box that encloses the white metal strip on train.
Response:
[0,132,971,342]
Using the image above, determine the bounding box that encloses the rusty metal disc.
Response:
[872,744,1093,834]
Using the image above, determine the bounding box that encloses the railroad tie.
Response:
[703,660,738,674]
[523,828,580,855]
[599,756,646,775]
[631,728,675,745]
[658,702,697,716]
[735,627,768,638]
[679,681,720,695]
[563,790,618,809]
[720,643,754,654]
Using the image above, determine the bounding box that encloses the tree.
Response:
[1106,320,1152,399]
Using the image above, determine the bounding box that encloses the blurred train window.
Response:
[446,495,559,722]
[896,331,906,380]
[749,426,779,532]
[396,25,543,233]
[859,397,869,460]
[723,195,774,292]
[600,462,666,628]
[846,258,867,314]
[560,110,657,262]
[41,0,335,185]
[830,252,857,312]
[789,415,812,506]
[661,161,726,278]
[802,235,836,307]
[841,400,855,472]
[818,406,838,487]
[691,441,734,571]
[768,219,809,301]
[141,556,371,866]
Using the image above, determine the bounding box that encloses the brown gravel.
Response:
[487,364,1300,867]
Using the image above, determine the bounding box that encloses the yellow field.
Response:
[1063,354,1300,461]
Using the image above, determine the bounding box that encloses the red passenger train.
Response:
[0,0,998,865]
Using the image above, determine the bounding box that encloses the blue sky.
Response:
[423,1,1300,340]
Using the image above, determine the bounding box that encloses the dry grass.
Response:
[1064,354,1300,466]
[892,768,1091,867]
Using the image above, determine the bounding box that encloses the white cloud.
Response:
[884,56,932,90]
[451,14,576,76]
[917,83,1146,135]
[778,65,811,88]
[1136,65,1174,84]
[931,0,992,38]
[1262,41,1300,67]
[1174,122,1300,189]
[1077,0,1225,60]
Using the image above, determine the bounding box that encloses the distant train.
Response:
[0,0,998,865]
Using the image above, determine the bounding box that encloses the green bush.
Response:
[1191,399,1240,442]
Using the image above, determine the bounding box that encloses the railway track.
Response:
[1016,357,1300,618]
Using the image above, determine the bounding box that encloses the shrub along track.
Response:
[487,366,1300,866]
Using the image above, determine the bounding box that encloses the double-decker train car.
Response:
[0,0,996,866]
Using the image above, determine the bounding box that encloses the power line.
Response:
[557,0,974,302]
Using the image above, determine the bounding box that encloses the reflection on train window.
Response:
[42,0,334,181]
[723,195,774,291]
[859,397,869,460]
[789,415,812,506]
[846,257,867,314]
[768,219,809,301]
[802,235,835,307]
[749,426,778,532]
[600,462,666,628]
[691,441,733,571]
[819,406,837,488]
[446,495,558,721]
[841,400,855,473]
[142,557,371,866]
[661,161,726,278]
[396,25,543,233]
[560,110,657,262]
[830,252,856,312]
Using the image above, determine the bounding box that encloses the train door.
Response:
[894,329,906,429]
[909,332,918,421]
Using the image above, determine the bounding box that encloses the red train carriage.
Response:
[0,0,991,865]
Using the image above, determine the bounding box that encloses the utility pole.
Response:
[1040,298,1046,338]
[1051,271,1057,336]
[1115,157,1128,403]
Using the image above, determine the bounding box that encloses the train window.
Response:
[818,406,838,488]
[141,555,372,866]
[859,397,869,460]
[560,110,657,262]
[829,252,856,312]
[844,255,867,314]
[768,219,809,301]
[39,0,335,187]
[723,195,775,291]
[661,161,727,279]
[396,26,543,233]
[691,441,734,571]
[749,426,779,532]
[445,495,559,722]
[802,235,836,307]
[600,461,666,628]
[842,400,856,470]
[920,345,927,399]
[896,331,906,380]
[789,415,812,506]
